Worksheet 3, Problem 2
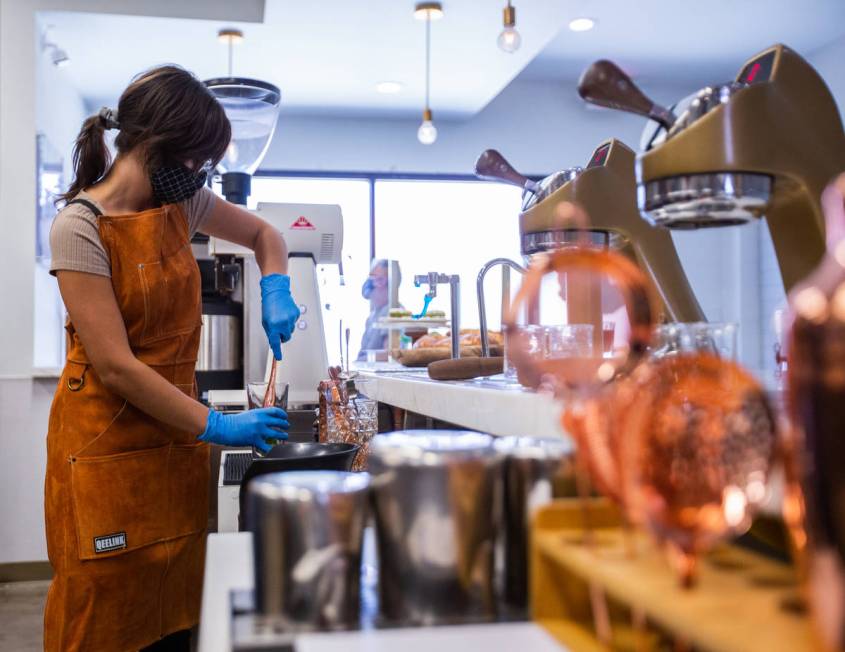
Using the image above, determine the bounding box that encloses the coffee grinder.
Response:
[578,44,845,292]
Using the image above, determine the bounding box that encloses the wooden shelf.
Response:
[531,500,815,652]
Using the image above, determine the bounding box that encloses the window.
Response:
[373,179,523,332]
[246,174,523,361]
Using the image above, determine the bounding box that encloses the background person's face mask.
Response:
[361,278,375,299]
[150,163,209,204]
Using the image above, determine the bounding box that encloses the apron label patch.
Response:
[94,532,127,553]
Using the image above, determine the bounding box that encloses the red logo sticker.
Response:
[291,216,316,230]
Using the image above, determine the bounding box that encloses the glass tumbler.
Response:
[325,394,378,471]
[545,324,594,359]
[247,380,289,456]
[652,322,738,359]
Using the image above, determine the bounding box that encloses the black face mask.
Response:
[150,164,208,204]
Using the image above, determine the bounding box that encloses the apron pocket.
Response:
[138,243,202,344]
[70,443,209,561]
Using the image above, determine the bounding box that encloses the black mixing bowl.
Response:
[238,442,360,530]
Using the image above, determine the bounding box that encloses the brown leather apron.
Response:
[44,201,210,651]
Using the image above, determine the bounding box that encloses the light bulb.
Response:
[417,119,437,145]
[497,26,522,53]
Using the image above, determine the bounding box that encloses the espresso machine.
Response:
[475,140,705,333]
[578,44,845,292]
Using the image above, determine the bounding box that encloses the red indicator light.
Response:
[746,62,761,83]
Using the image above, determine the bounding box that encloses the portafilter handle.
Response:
[578,60,676,130]
[475,149,541,195]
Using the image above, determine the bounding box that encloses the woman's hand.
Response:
[198,408,290,453]
[260,274,301,359]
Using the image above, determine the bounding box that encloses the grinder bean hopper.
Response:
[475,141,704,323]
[578,44,845,292]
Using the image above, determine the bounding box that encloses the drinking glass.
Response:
[324,393,378,471]
[545,324,594,360]
[247,379,289,456]
[602,321,616,357]
[652,322,737,359]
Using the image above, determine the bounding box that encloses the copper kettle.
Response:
[786,173,845,651]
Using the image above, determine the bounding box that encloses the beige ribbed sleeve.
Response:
[49,196,111,277]
[49,187,218,277]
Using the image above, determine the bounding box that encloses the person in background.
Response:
[357,259,398,360]
[44,65,300,651]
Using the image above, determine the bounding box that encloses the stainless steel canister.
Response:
[369,430,503,626]
[197,312,241,371]
[494,437,568,608]
[245,471,371,631]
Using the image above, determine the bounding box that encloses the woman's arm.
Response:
[201,199,288,275]
[57,271,209,434]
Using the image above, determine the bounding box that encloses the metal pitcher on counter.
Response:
[369,431,504,626]
[245,470,371,632]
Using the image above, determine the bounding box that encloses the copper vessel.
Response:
[786,173,845,651]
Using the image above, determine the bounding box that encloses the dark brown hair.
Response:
[59,64,231,203]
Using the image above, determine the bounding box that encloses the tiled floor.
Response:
[0,580,49,652]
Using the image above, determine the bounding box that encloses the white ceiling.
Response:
[524,0,845,86]
[39,1,571,120]
[40,0,845,120]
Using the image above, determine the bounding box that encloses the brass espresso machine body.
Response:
[580,44,845,292]
[519,139,704,324]
[475,140,703,355]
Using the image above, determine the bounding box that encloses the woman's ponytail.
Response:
[57,113,112,205]
[57,65,231,206]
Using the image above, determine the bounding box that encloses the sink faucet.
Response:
[414,272,461,359]
[477,258,526,357]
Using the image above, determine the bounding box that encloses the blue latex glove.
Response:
[198,408,289,454]
[260,274,301,360]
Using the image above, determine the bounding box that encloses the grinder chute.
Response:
[579,44,845,292]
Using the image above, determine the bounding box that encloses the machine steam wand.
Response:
[414,272,461,359]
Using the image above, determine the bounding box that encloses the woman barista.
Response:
[44,66,299,651]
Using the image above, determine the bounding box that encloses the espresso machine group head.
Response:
[475,141,704,323]
[579,44,845,292]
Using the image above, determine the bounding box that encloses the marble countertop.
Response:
[198,532,568,652]
[354,365,570,442]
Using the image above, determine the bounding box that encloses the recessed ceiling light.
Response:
[376,81,404,94]
[569,17,595,32]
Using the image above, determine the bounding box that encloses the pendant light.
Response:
[497,1,521,53]
[204,28,282,206]
[414,2,442,145]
